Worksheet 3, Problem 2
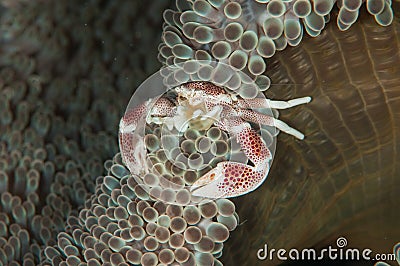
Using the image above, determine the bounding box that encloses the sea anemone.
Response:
[0,0,398,265]
[222,5,400,265]
[0,0,174,264]
[159,0,394,86]
[46,153,238,265]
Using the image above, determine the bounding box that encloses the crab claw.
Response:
[190,161,268,198]
[119,97,176,176]
[119,100,151,134]
[119,132,148,176]
[190,164,227,198]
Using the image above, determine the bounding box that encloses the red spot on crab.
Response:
[185,81,226,96]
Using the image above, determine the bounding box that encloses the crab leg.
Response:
[234,96,311,140]
[237,96,311,109]
[119,101,148,176]
[190,97,308,198]
[191,116,272,198]
[119,131,148,176]
[119,102,148,134]
[237,108,306,139]
[119,97,176,133]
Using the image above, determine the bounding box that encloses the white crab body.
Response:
[119,81,311,198]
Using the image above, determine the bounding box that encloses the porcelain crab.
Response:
[119,81,311,198]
